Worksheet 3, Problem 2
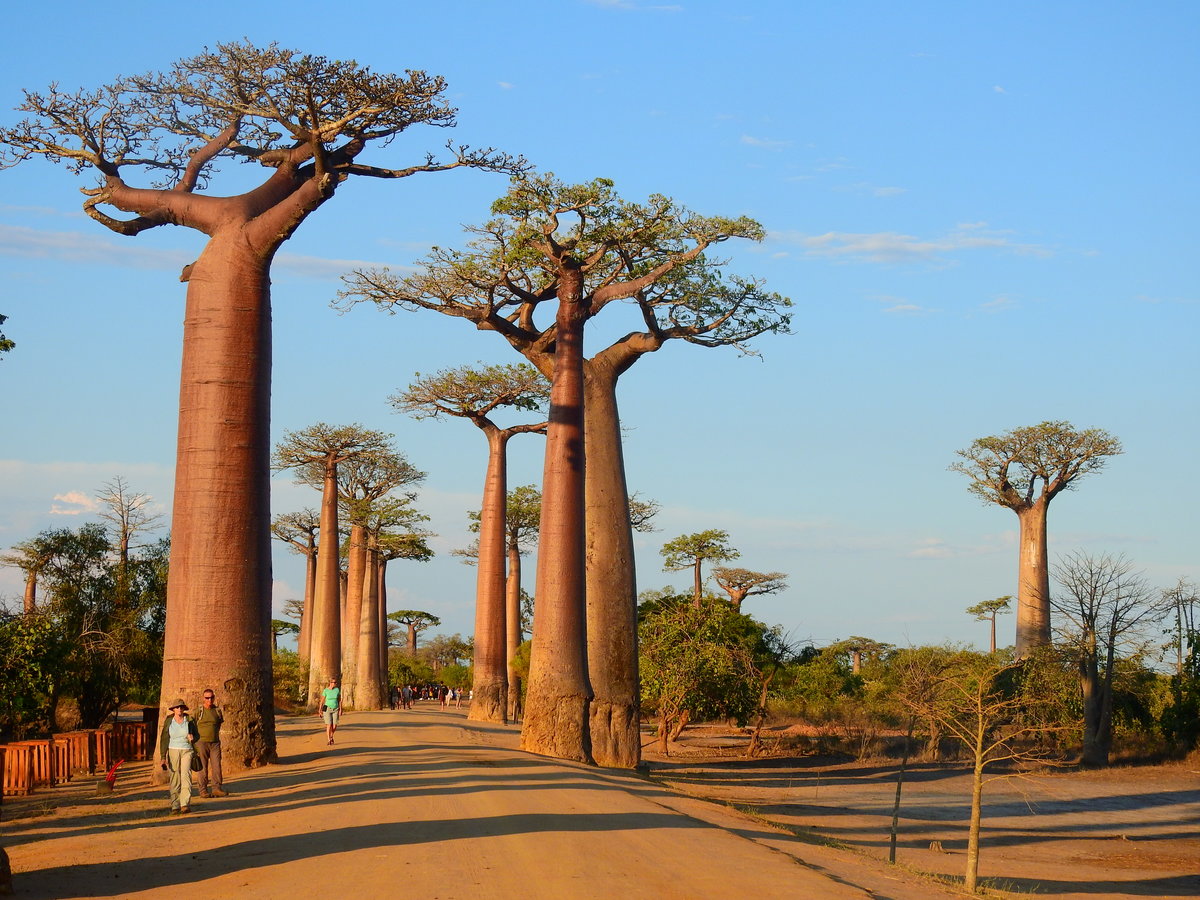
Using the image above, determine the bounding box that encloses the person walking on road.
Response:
[194,688,227,798]
[159,699,199,814]
[320,677,341,745]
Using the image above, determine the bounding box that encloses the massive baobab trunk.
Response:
[583,359,640,768]
[1015,501,1050,655]
[356,534,385,709]
[159,233,276,768]
[307,462,343,708]
[470,430,510,723]
[341,522,368,707]
[299,543,317,661]
[506,538,524,719]
[522,267,592,762]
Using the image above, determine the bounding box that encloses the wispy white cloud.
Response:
[873,295,936,315]
[769,222,1051,265]
[741,134,791,151]
[50,491,99,516]
[993,85,1007,94]
[498,81,514,90]
[0,224,392,281]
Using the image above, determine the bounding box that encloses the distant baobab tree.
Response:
[951,421,1122,656]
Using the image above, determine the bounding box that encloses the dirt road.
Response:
[4,709,960,899]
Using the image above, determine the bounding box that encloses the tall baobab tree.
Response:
[394,363,548,723]
[388,610,441,657]
[712,567,788,612]
[333,455,424,708]
[341,174,790,766]
[273,424,395,709]
[965,596,1012,654]
[270,509,320,660]
[361,498,432,707]
[0,42,519,766]
[661,530,740,608]
[1,535,55,615]
[951,421,1122,655]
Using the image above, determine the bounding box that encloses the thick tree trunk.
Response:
[1079,634,1113,767]
[307,463,342,709]
[158,234,276,769]
[376,553,388,698]
[341,523,367,707]
[298,546,317,661]
[521,268,592,762]
[1015,501,1051,655]
[506,540,523,720]
[470,429,509,723]
[355,538,384,709]
[583,363,640,768]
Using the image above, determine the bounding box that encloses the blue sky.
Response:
[1,1,1196,655]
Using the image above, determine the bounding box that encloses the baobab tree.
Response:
[331,454,424,708]
[712,567,788,612]
[270,509,320,659]
[965,596,1012,654]
[388,610,441,656]
[394,363,548,723]
[341,174,790,766]
[951,421,1122,655]
[362,499,433,707]
[661,530,741,608]
[0,42,519,766]
[273,424,396,708]
[0,535,55,615]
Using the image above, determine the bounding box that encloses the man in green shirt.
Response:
[195,688,228,797]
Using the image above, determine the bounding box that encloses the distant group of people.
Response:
[388,683,470,710]
[157,688,228,815]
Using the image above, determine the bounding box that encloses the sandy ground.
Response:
[644,726,1200,899]
[3,708,963,900]
[3,711,1197,899]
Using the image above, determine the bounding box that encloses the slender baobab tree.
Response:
[1,536,55,616]
[661,530,740,608]
[361,498,432,707]
[0,42,519,766]
[394,363,548,722]
[966,596,1012,654]
[270,510,320,660]
[388,609,442,657]
[341,174,790,766]
[951,421,1122,655]
[274,424,395,709]
[712,567,788,611]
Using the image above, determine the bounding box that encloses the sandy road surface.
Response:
[3,709,963,900]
